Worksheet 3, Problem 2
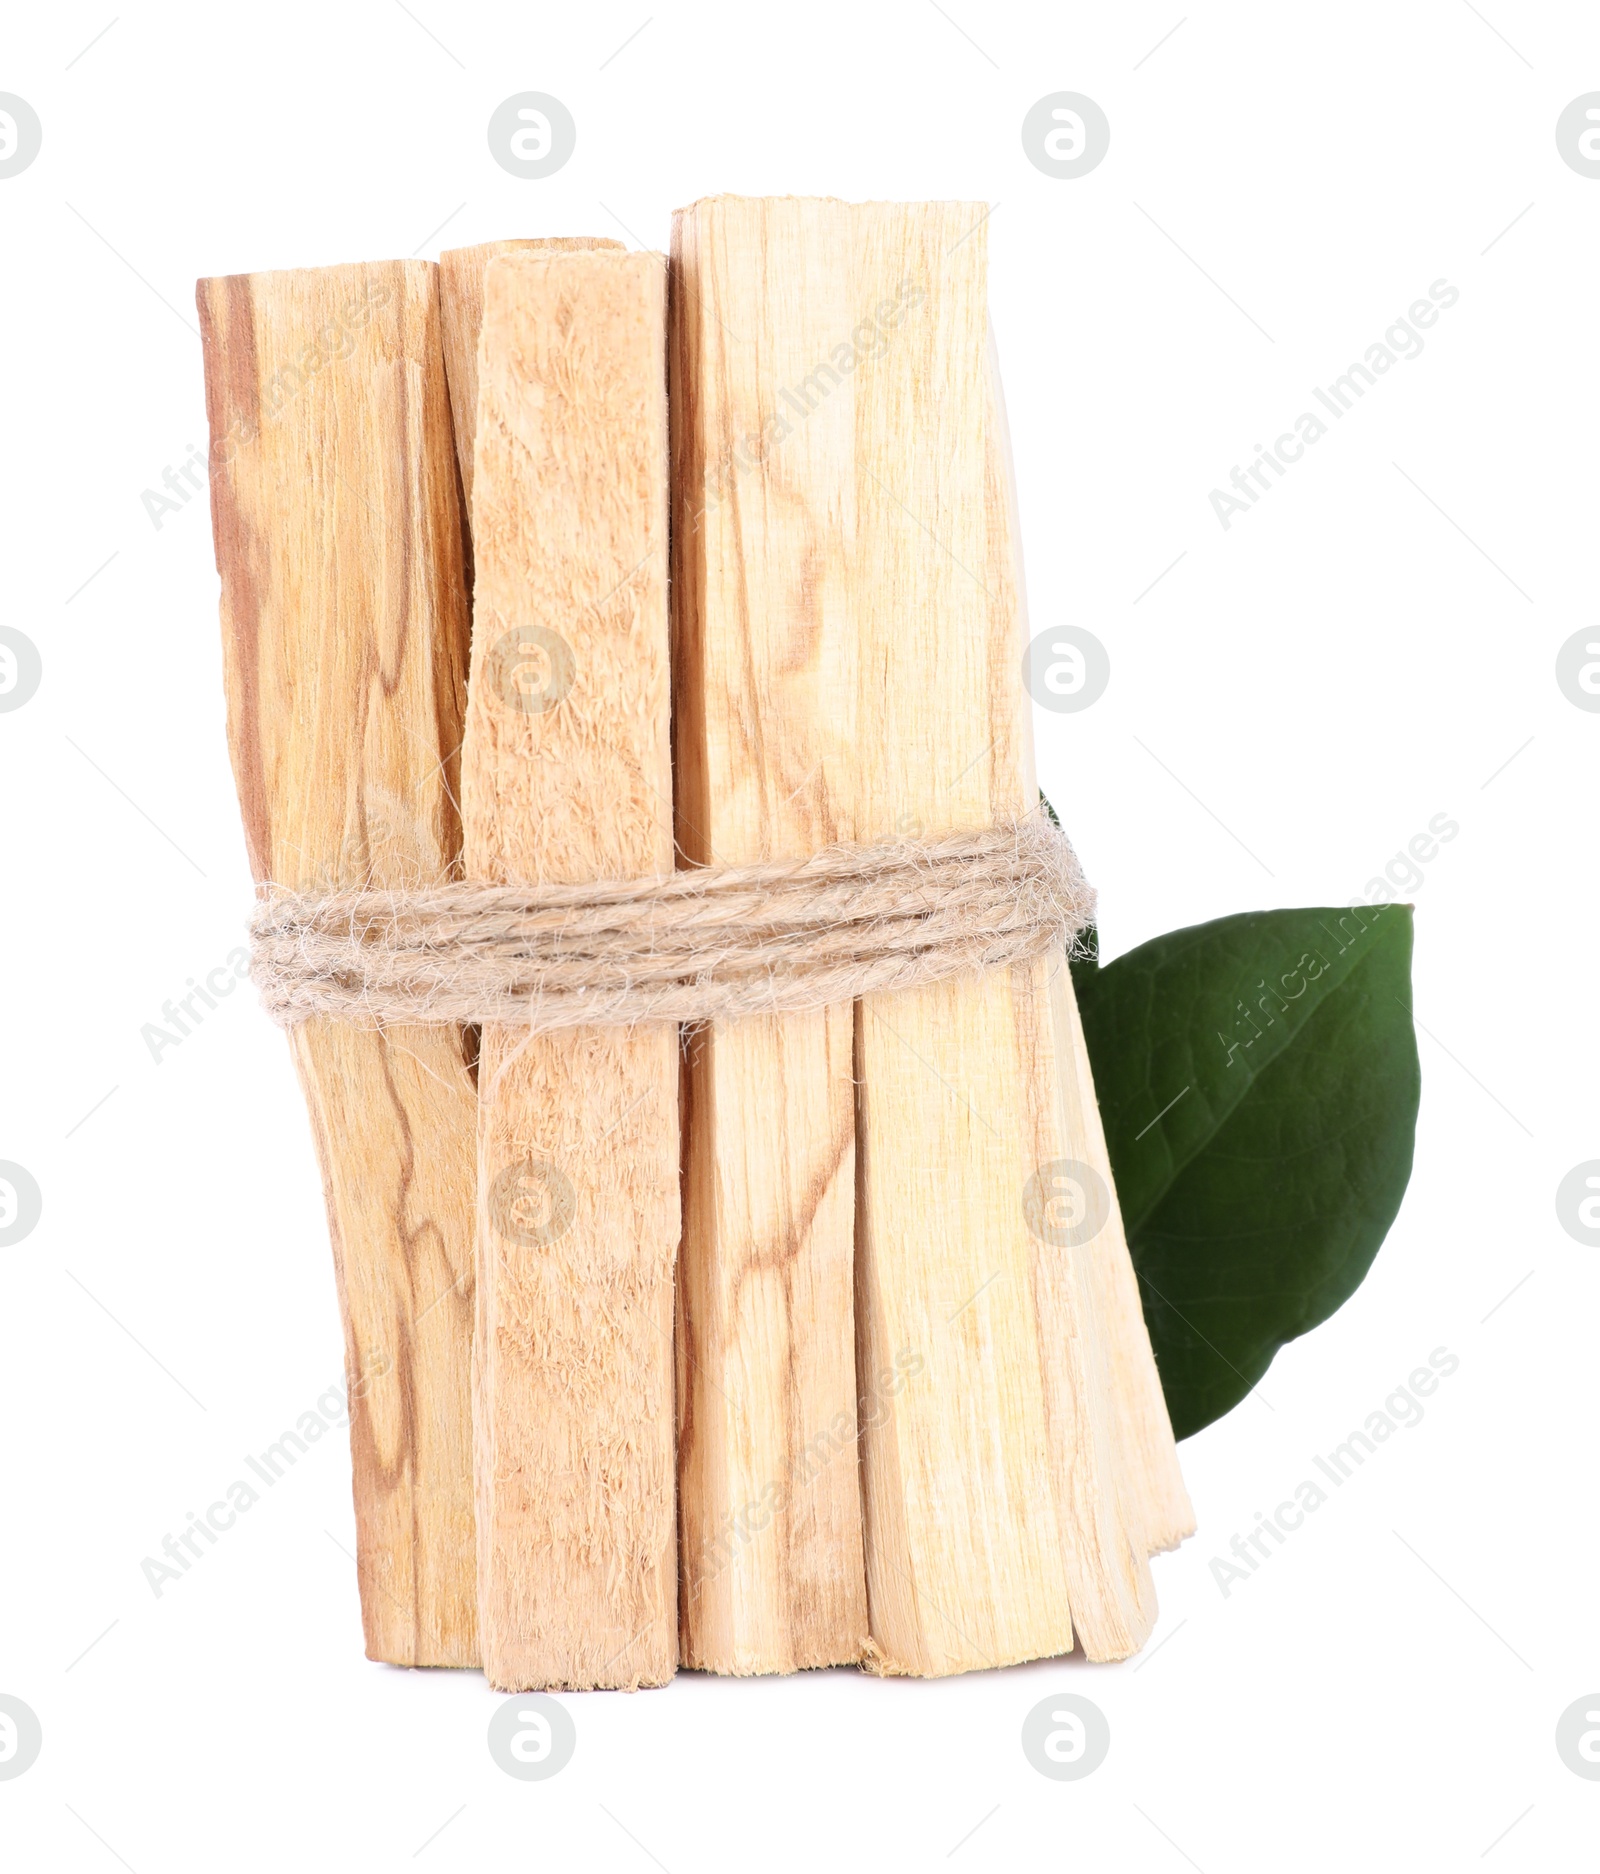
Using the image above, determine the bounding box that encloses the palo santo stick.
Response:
[985,337,1195,1560]
[669,200,868,1673]
[848,201,1163,1669]
[669,196,1169,1674]
[461,249,678,1691]
[198,260,478,1666]
[438,237,624,518]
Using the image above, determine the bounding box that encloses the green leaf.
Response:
[1075,905,1420,1440]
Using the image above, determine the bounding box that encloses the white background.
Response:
[2,2,1596,1867]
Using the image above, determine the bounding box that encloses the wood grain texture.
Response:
[669,199,868,1673]
[844,201,1152,1672]
[669,196,1182,1676]
[439,237,623,520]
[461,249,678,1692]
[857,203,1178,1670]
[198,260,479,1666]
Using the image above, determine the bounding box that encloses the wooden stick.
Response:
[850,202,1178,1669]
[438,237,624,519]
[669,200,868,1673]
[460,249,678,1691]
[670,196,1182,1674]
[198,260,479,1666]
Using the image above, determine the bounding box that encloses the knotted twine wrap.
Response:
[249,813,1093,1032]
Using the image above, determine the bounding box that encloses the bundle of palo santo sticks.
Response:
[198,197,1193,1692]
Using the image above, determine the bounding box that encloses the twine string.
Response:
[249,813,1094,1031]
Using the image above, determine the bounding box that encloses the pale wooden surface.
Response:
[439,237,623,520]
[845,199,1155,1670]
[669,196,1183,1675]
[198,260,479,1667]
[460,249,678,1691]
[669,199,868,1673]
